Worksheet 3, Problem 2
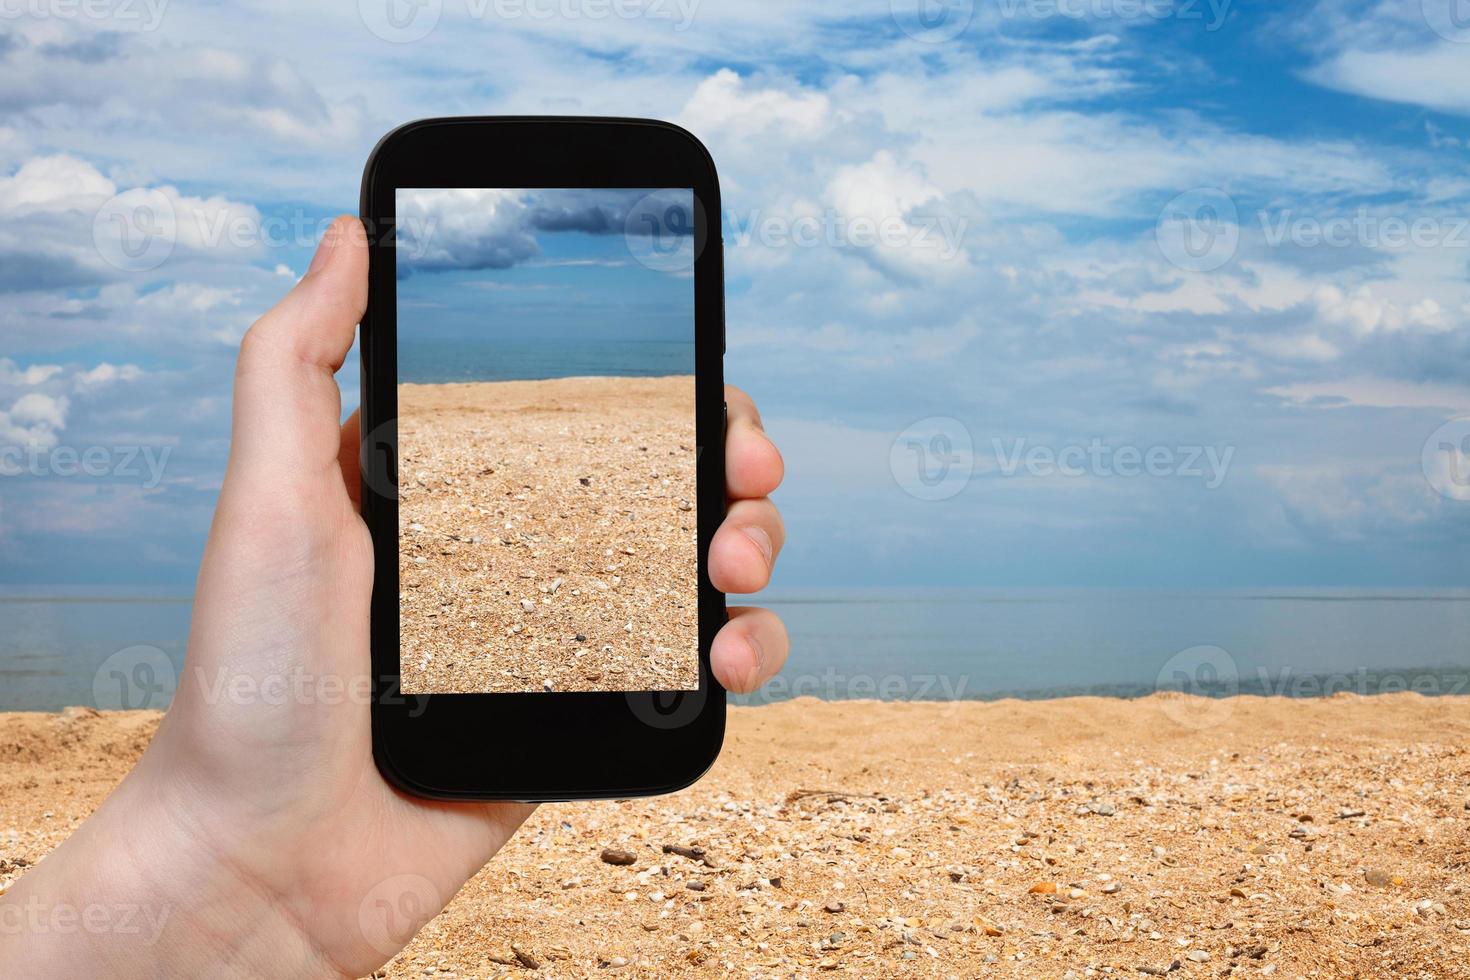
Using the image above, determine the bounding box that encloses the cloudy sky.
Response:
[1,0,1468,588]
[396,187,695,381]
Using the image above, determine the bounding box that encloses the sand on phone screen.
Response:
[397,375,698,694]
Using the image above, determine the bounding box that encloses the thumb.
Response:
[226,215,368,498]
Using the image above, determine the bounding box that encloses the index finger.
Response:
[726,385,783,500]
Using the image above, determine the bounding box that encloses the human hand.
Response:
[0,216,789,978]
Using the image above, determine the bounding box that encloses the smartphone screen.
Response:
[393,188,698,695]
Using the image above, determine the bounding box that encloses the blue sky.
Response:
[1,0,1469,587]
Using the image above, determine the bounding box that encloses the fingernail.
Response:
[740,525,773,566]
[306,219,341,276]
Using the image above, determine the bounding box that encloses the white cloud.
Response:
[681,69,832,142]
[0,392,69,449]
[1312,284,1451,335]
[0,155,264,291]
[75,363,144,389]
[1266,377,1470,413]
[0,359,64,387]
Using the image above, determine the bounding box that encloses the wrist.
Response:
[0,741,347,979]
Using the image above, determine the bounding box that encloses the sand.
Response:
[397,376,699,695]
[3,695,1468,977]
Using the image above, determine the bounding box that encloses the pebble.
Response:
[824,901,845,913]
[1363,868,1399,887]
[519,599,535,612]
[600,848,637,866]
[510,944,540,970]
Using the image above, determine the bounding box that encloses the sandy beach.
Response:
[3,695,1468,977]
[397,376,699,694]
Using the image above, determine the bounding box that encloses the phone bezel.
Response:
[360,117,726,801]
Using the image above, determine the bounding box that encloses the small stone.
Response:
[1102,882,1123,894]
[1028,882,1058,895]
[1092,802,1116,816]
[1186,950,1210,962]
[1363,868,1399,888]
[579,477,591,486]
[574,633,587,642]
[686,881,706,892]
[824,901,845,913]
[520,599,535,612]
[601,848,637,866]
[511,944,541,970]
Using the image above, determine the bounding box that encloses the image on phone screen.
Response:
[394,187,698,695]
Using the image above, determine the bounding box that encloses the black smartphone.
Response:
[359,117,727,801]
